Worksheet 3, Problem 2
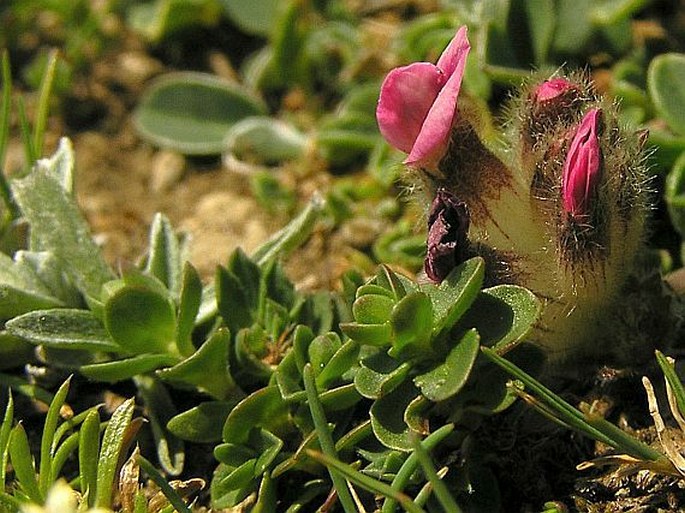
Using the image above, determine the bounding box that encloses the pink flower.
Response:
[562,109,602,218]
[534,78,577,103]
[376,26,470,169]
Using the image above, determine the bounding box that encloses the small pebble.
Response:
[150,150,185,193]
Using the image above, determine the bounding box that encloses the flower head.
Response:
[376,26,470,170]
[424,188,470,283]
[562,109,603,219]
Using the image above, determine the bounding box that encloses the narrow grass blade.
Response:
[0,50,17,219]
[0,392,14,485]
[17,97,36,166]
[482,348,662,460]
[656,350,685,419]
[9,424,42,503]
[306,449,426,513]
[412,435,462,513]
[50,430,79,480]
[381,423,454,513]
[95,397,135,509]
[39,376,71,497]
[303,363,357,513]
[53,404,101,451]
[33,49,58,159]
[136,454,192,513]
[79,409,100,507]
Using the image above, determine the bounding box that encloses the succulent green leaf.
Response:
[648,53,685,136]
[167,401,237,443]
[11,140,113,300]
[353,294,395,324]
[104,284,177,355]
[224,116,307,163]
[127,0,223,42]
[414,329,480,402]
[222,386,290,445]
[316,339,359,390]
[308,332,342,376]
[370,379,422,451]
[0,331,33,370]
[421,257,484,337]
[340,321,393,347]
[80,354,179,382]
[6,308,118,352]
[134,72,266,155]
[219,0,281,36]
[0,392,14,485]
[354,351,411,399]
[14,250,81,306]
[356,284,396,300]
[457,285,540,353]
[158,328,238,400]
[389,291,433,361]
[318,384,363,411]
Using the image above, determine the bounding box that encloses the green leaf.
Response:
[104,284,177,355]
[552,0,593,54]
[216,266,256,335]
[79,409,100,507]
[303,364,357,513]
[134,72,266,155]
[421,257,484,337]
[11,139,113,300]
[39,377,71,497]
[127,0,223,42]
[354,351,411,399]
[648,53,685,136]
[145,213,184,298]
[6,309,118,352]
[158,328,238,400]
[219,0,282,36]
[224,116,307,163]
[175,263,202,357]
[95,398,135,509]
[167,401,237,443]
[9,424,42,503]
[308,333,341,376]
[316,339,359,390]
[524,0,555,65]
[456,285,540,353]
[389,292,433,361]
[80,354,179,382]
[222,386,290,445]
[136,454,192,513]
[353,294,394,324]
[340,322,393,347]
[414,329,480,402]
[0,392,14,485]
[370,379,422,451]
[211,461,259,509]
[134,376,184,475]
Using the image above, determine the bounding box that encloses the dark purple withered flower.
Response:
[424,188,470,283]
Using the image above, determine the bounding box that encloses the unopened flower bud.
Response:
[424,189,469,283]
[561,109,602,220]
[533,78,578,103]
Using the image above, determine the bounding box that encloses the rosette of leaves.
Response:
[341,257,541,452]
[0,139,329,475]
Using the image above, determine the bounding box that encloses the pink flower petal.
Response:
[376,62,446,154]
[562,109,602,217]
[436,26,470,78]
[534,78,576,103]
[406,39,469,167]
